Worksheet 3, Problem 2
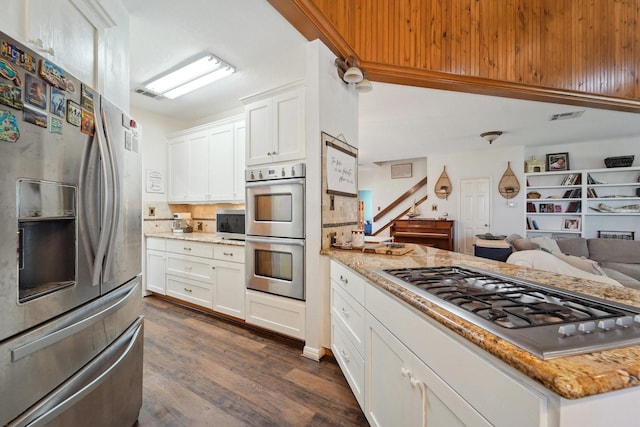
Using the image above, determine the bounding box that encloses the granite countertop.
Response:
[322,244,640,399]
[145,232,245,246]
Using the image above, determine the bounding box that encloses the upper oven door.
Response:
[245,178,305,238]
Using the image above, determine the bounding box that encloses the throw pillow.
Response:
[552,253,607,276]
[512,238,540,251]
[529,237,562,253]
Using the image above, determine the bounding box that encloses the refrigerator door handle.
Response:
[100,103,120,278]
[78,134,97,281]
[92,103,114,287]
[8,317,143,427]
[11,280,139,362]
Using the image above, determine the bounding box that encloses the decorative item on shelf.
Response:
[434,166,452,199]
[406,200,420,218]
[498,161,520,199]
[546,152,569,171]
[334,55,373,92]
[527,191,541,199]
[525,156,545,173]
[480,130,503,144]
[604,155,634,168]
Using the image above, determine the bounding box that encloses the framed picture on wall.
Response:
[546,152,570,171]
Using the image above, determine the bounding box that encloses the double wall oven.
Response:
[245,163,305,300]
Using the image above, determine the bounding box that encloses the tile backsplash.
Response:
[143,202,245,234]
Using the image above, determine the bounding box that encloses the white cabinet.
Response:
[145,238,166,294]
[212,244,245,319]
[168,117,245,203]
[525,166,640,239]
[0,0,129,106]
[145,237,246,320]
[367,314,489,427]
[329,260,548,427]
[165,240,215,308]
[330,261,366,407]
[244,84,305,166]
[245,290,306,339]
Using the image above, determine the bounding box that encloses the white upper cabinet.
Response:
[243,83,305,166]
[168,116,245,203]
[0,0,129,107]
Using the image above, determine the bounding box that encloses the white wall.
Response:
[305,39,359,359]
[359,157,429,232]
[359,146,526,244]
[524,136,638,170]
[133,107,188,205]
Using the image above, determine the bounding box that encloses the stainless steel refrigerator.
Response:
[0,31,143,426]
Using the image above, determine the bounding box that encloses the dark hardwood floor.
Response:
[137,296,369,427]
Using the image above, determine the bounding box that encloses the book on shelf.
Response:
[587,188,598,198]
[532,220,539,230]
[526,217,532,230]
[526,202,536,212]
[562,190,572,198]
[566,201,582,212]
[561,173,581,186]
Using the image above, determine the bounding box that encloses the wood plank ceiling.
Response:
[269,0,640,113]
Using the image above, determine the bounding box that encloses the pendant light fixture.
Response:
[335,55,373,92]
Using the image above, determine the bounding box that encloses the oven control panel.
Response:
[245,162,306,181]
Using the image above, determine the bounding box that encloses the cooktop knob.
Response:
[616,316,634,327]
[597,319,615,331]
[578,321,596,334]
[558,324,576,336]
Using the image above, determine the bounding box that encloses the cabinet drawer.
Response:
[166,239,214,258]
[330,260,365,303]
[166,253,216,283]
[166,275,212,308]
[331,284,365,356]
[214,244,245,263]
[146,237,166,250]
[332,320,364,409]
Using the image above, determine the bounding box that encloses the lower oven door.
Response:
[245,236,305,301]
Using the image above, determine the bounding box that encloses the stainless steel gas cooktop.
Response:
[375,265,640,359]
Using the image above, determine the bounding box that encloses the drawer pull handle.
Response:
[340,348,350,362]
[184,288,193,293]
[340,275,348,285]
[341,307,350,318]
[223,252,233,256]
[184,247,192,251]
[401,367,411,378]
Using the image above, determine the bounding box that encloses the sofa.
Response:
[506,236,640,289]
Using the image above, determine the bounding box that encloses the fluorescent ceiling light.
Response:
[143,53,235,99]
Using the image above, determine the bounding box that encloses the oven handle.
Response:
[245,178,306,188]
[245,236,305,246]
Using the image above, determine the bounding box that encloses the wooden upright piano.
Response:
[390,219,454,251]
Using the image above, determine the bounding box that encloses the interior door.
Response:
[459,178,491,255]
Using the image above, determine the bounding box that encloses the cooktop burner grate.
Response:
[376,265,640,359]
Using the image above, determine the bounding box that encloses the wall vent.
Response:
[549,111,584,121]
[134,88,165,99]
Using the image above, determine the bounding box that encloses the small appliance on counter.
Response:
[172,213,193,233]
[216,209,245,240]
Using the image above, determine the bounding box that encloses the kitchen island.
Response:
[323,244,640,426]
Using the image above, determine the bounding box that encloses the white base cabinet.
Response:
[212,245,245,319]
[330,260,640,427]
[145,237,246,320]
[245,290,305,340]
[145,238,166,294]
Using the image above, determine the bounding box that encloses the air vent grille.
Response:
[549,111,584,121]
[134,88,165,99]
